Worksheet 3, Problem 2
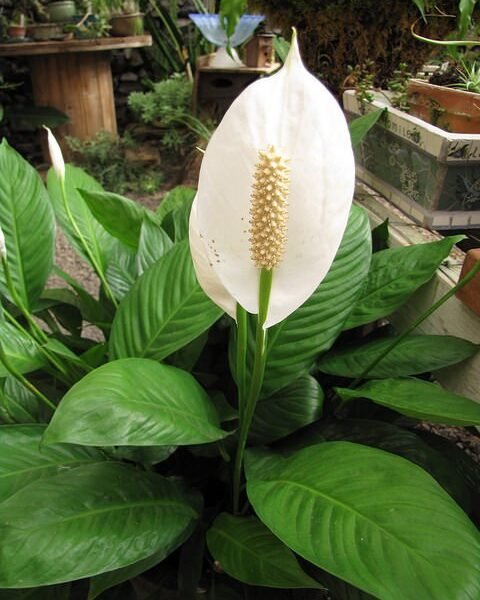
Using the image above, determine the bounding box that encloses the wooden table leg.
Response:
[29,51,117,159]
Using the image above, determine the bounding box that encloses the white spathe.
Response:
[189,197,237,319]
[44,126,65,181]
[0,225,6,259]
[190,34,355,328]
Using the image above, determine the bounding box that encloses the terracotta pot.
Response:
[110,13,144,37]
[456,248,480,316]
[407,78,480,134]
[8,25,27,39]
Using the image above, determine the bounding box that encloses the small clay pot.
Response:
[110,13,144,37]
[8,24,27,39]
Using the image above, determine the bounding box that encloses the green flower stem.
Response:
[232,268,273,514]
[1,255,73,382]
[0,342,56,411]
[59,178,118,309]
[350,258,480,388]
[235,303,248,420]
[2,308,72,384]
[1,256,48,345]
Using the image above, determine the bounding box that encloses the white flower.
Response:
[189,33,355,328]
[44,126,65,181]
[0,225,6,260]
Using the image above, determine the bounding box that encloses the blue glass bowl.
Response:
[189,13,264,47]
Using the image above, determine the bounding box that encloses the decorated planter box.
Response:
[343,89,480,229]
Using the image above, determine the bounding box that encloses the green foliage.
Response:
[347,60,375,105]
[128,74,193,125]
[387,62,412,111]
[246,443,480,600]
[128,74,212,155]
[0,142,478,599]
[67,131,164,195]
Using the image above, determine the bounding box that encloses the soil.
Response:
[429,66,462,87]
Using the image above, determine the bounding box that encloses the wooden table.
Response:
[0,36,152,157]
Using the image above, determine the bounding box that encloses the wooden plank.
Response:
[354,182,480,402]
[0,35,152,57]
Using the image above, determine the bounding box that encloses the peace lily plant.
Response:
[191,32,355,512]
[0,31,479,600]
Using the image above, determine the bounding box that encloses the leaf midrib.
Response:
[7,499,196,531]
[60,394,222,440]
[263,478,437,568]
[5,174,29,307]
[140,279,212,359]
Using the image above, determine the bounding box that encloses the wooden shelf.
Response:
[0,35,152,57]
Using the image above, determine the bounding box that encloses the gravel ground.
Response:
[50,190,165,297]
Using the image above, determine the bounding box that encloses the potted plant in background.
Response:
[343,0,480,230]
[91,0,144,36]
[24,0,73,40]
[407,0,480,133]
[7,12,27,40]
[45,0,77,22]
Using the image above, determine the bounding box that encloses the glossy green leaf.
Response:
[136,214,174,275]
[156,185,196,223]
[0,462,200,587]
[0,320,46,377]
[318,335,478,378]
[79,189,148,250]
[0,424,105,503]
[52,266,110,328]
[344,236,463,329]
[43,358,226,446]
[47,165,112,272]
[105,242,137,301]
[43,339,88,369]
[284,418,471,511]
[246,443,480,600]
[162,194,194,242]
[250,376,324,445]
[0,140,55,309]
[336,377,480,425]
[0,377,40,424]
[110,241,222,361]
[251,205,371,396]
[349,108,386,147]
[207,513,321,589]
